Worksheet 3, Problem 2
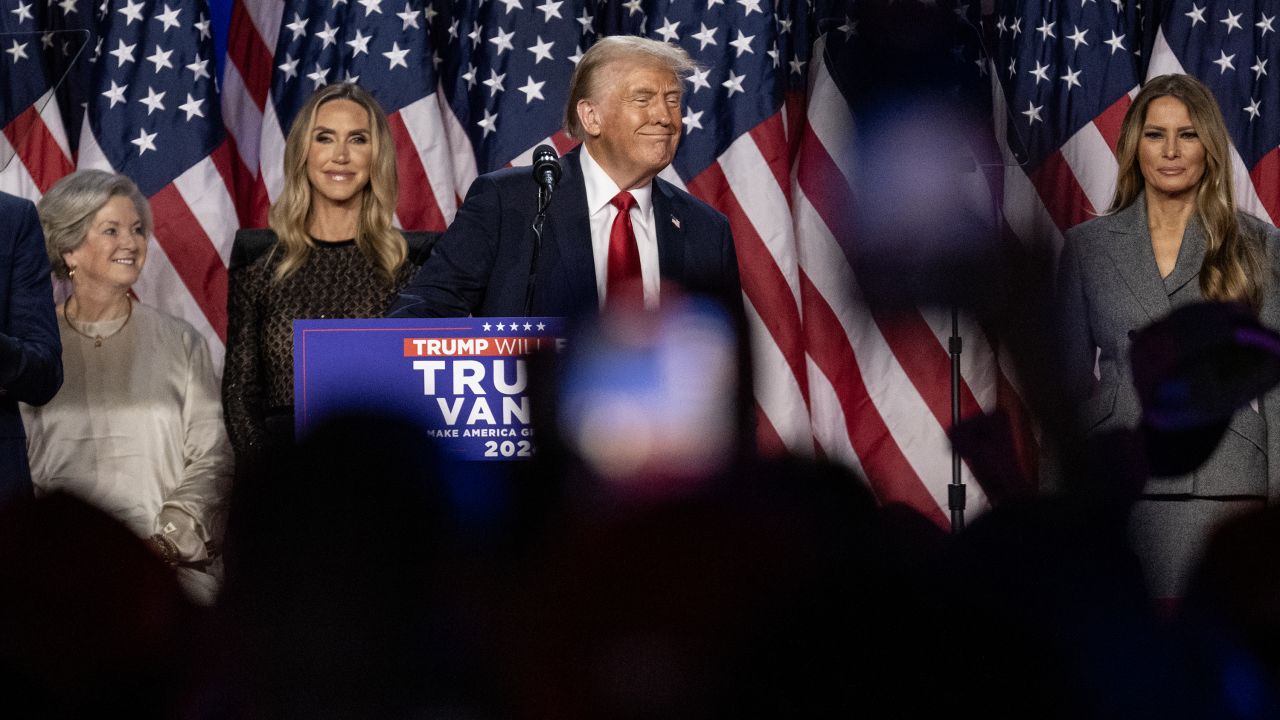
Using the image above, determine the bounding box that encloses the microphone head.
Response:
[532,144,561,185]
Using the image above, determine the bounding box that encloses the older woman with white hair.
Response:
[22,170,232,602]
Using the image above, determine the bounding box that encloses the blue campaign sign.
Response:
[294,318,566,460]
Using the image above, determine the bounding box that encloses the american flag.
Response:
[989,0,1142,255]
[1,0,237,371]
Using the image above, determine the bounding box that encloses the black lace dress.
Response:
[222,235,423,461]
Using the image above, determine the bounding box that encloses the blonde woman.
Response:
[25,170,231,603]
[1058,74,1280,599]
[222,83,434,462]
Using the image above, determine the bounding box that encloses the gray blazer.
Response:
[1058,194,1280,499]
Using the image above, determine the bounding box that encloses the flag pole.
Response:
[949,306,966,534]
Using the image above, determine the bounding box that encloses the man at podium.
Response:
[388,36,740,318]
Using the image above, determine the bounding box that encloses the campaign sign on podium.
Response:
[293,318,565,460]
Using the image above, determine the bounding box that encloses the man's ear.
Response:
[577,99,601,138]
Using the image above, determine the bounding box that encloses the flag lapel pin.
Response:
[671,216,681,229]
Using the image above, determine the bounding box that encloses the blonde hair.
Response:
[1110,74,1265,309]
[564,36,698,141]
[269,82,405,282]
[37,170,152,279]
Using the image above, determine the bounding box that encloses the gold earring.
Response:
[68,267,76,279]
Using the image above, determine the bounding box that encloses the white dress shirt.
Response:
[579,145,662,309]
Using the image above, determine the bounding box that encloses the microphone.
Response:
[532,144,561,199]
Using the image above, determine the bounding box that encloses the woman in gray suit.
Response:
[1058,74,1280,600]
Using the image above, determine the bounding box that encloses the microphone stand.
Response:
[523,185,551,317]
[949,305,966,534]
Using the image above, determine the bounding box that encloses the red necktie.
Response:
[606,191,641,307]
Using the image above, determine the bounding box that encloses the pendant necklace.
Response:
[64,296,132,348]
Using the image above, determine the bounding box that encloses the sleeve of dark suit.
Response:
[0,198,61,406]
[387,175,504,317]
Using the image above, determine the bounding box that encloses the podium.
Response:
[293,317,565,460]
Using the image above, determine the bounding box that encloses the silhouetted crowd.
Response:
[4,294,1280,719]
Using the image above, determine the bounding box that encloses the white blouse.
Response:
[22,300,232,600]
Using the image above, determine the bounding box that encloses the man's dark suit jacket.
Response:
[387,146,740,318]
[0,193,62,504]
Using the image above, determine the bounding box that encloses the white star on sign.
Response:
[101,80,127,108]
[138,86,166,115]
[178,93,205,121]
[131,128,158,155]
[528,36,554,63]
[482,323,492,331]
[518,76,545,103]
[383,42,410,69]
